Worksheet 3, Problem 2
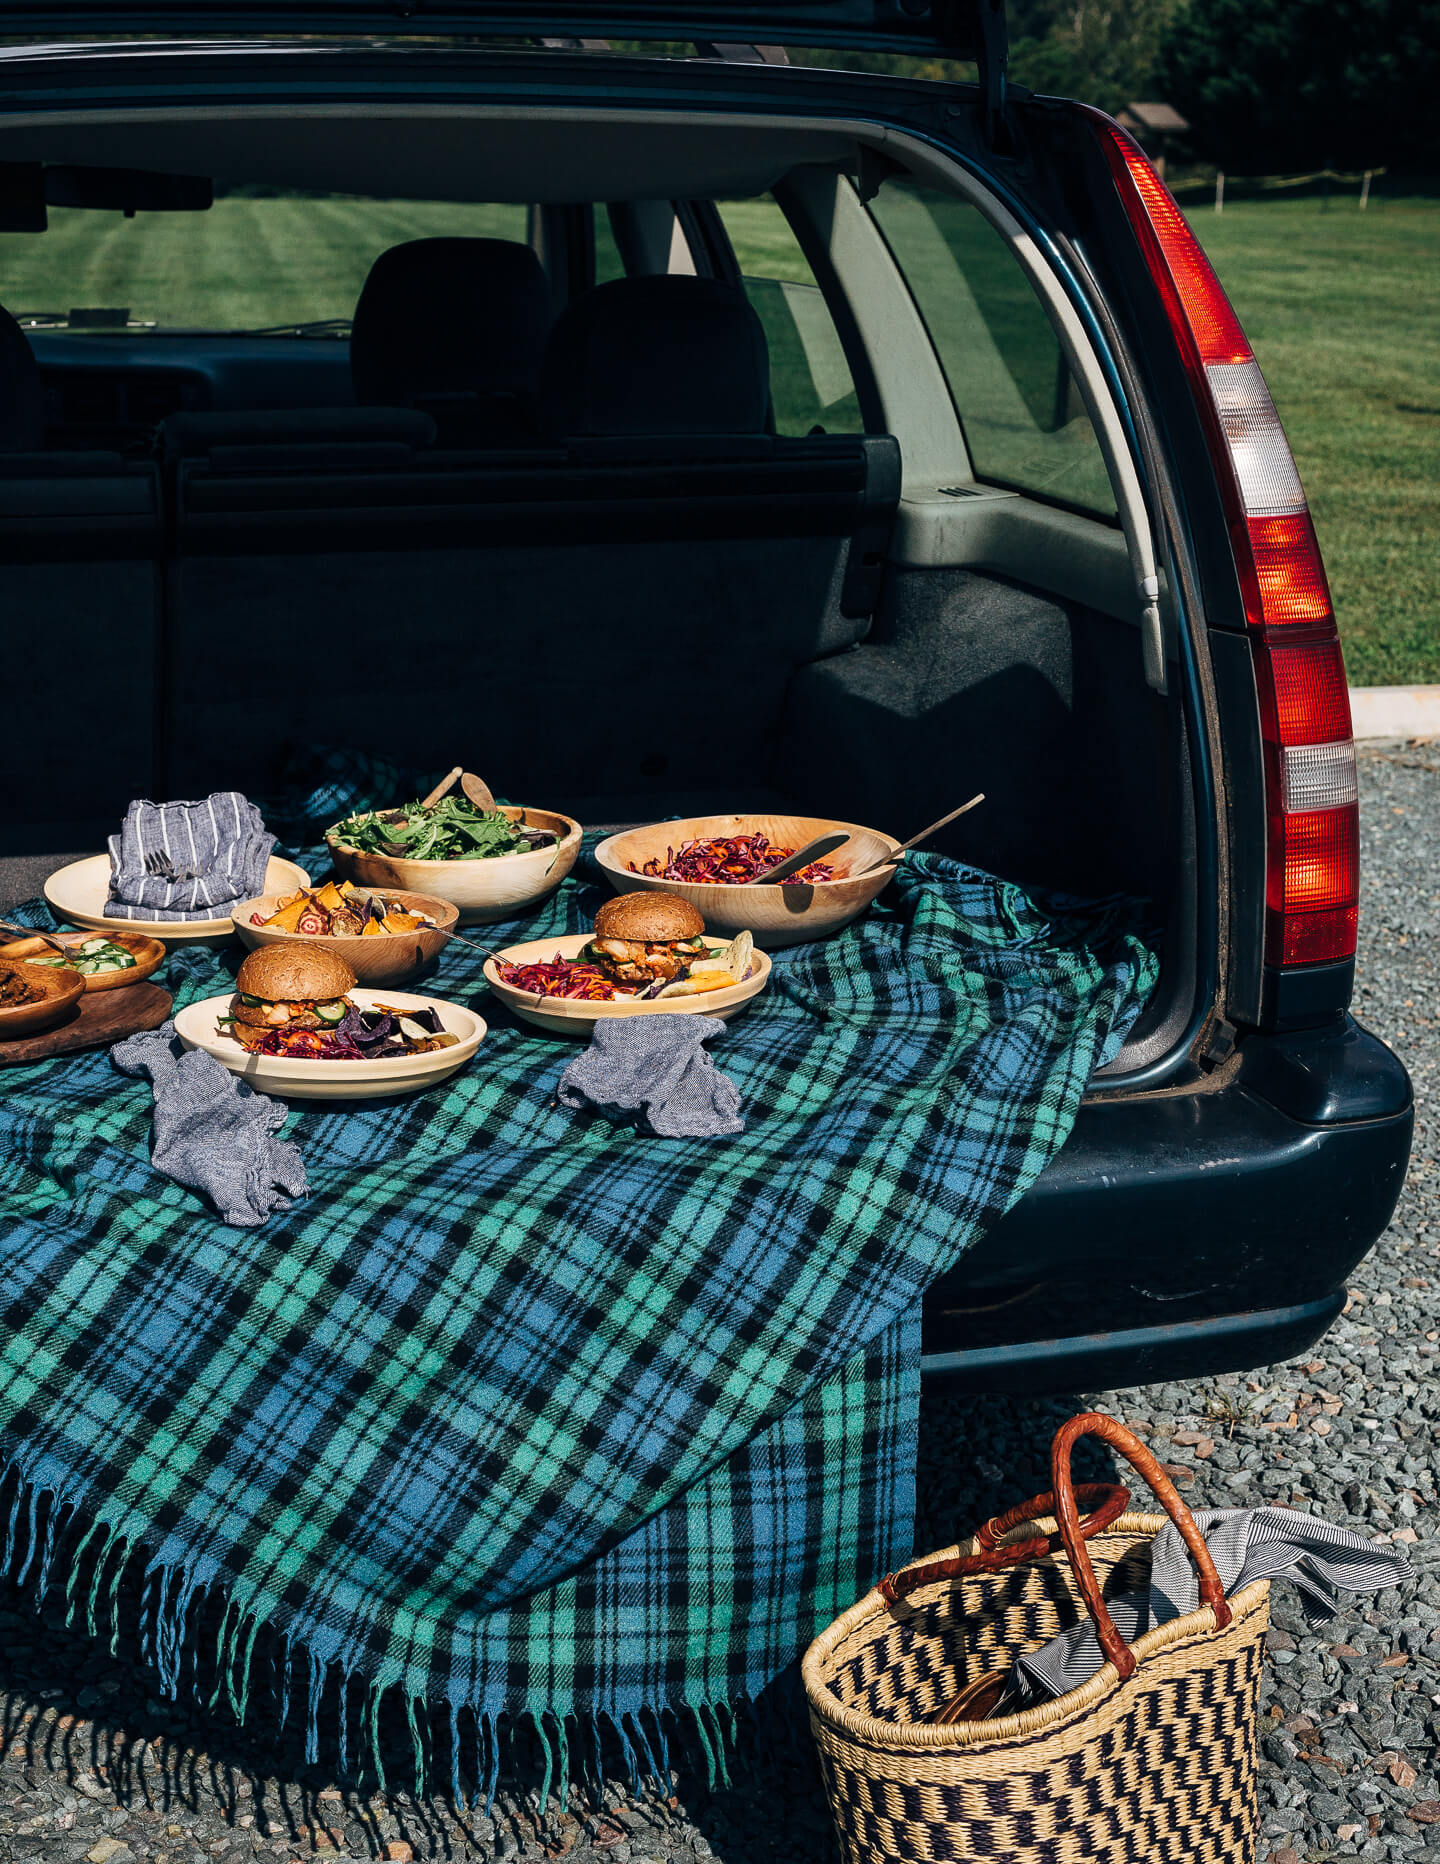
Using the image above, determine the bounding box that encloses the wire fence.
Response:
[1167,166,1388,213]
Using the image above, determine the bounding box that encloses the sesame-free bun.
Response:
[593,891,705,944]
[235,943,356,1004]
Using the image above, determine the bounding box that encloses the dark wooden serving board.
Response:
[0,982,172,1068]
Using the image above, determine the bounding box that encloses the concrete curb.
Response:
[1351,685,1440,743]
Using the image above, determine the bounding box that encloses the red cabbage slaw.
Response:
[496,956,621,1001]
[229,1003,452,1060]
[630,832,837,886]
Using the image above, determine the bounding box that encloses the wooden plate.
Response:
[232,887,458,986]
[326,805,582,925]
[594,814,901,950]
[484,932,770,1038]
[0,961,85,1040]
[44,855,311,945]
[2,930,167,993]
[174,987,485,1102]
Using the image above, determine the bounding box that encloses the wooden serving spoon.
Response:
[750,831,852,885]
[851,793,986,880]
[420,765,463,809]
[461,771,497,812]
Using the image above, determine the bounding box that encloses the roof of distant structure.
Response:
[1124,101,1190,133]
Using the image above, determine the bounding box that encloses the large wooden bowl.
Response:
[232,888,459,986]
[325,805,582,926]
[485,932,770,1038]
[594,814,901,950]
[0,960,85,1039]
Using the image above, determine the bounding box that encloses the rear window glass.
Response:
[715,197,863,437]
[0,196,529,332]
[867,180,1117,521]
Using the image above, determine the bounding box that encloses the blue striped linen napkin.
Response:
[104,792,275,921]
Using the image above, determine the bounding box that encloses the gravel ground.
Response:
[1,744,1435,1864]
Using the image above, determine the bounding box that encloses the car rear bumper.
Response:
[921,1014,1412,1392]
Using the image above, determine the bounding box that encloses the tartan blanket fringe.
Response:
[0,843,1157,1806]
[0,1458,799,1811]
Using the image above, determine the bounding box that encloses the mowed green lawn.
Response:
[1,191,1436,684]
[1188,195,1440,687]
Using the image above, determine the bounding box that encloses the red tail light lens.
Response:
[1093,118,1358,971]
[1271,811,1359,966]
[1247,514,1334,628]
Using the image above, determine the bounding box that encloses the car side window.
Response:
[714,198,864,436]
[867,180,1118,521]
[594,206,627,286]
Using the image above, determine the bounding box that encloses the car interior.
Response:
[0,105,1194,1072]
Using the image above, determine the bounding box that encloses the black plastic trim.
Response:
[920,1292,1346,1394]
[1261,957,1358,1030]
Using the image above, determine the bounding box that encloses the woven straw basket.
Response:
[803,1413,1270,1864]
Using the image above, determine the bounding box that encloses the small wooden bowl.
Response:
[232,887,459,986]
[326,805,582,926]
[1,931,167,994]
[594,814,902,950]
[0,960,85,1039]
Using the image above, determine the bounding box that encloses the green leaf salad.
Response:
[328,794,556,863]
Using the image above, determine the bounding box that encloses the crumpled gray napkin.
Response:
[1014,1507,1414,1703]
[112,1022,308,1227]
[106,792,275,921]
[556,1014,744,1138]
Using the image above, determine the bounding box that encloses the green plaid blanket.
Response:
[0,839,1155,1800]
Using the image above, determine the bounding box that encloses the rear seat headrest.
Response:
[541,275,770,437]
[0,305,45,452]
[350,237,552,410]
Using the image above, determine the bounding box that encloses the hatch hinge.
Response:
[932,0,1007,142]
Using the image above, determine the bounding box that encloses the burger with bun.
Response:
[224,944,358,1051]
[583,894,750,997]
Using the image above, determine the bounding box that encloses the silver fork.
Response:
[143,850,204,881]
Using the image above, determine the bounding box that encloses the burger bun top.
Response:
[235,942,357,1003]
[593,891,705,944]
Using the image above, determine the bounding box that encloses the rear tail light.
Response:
[1092,120,1358,971]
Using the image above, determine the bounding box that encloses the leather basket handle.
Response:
[879,1481,1131,1606]
[1051,1411,1232,1682]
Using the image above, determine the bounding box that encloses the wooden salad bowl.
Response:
[0,960,85,1039]
[325,805,582,925]
[232,887,459,986]
[594,813,902,950]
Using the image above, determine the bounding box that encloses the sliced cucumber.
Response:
[314,1000,347,1026]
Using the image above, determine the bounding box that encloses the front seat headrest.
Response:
[541,275,771,437]
[350,237,553,434]
[0,306,45,452]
